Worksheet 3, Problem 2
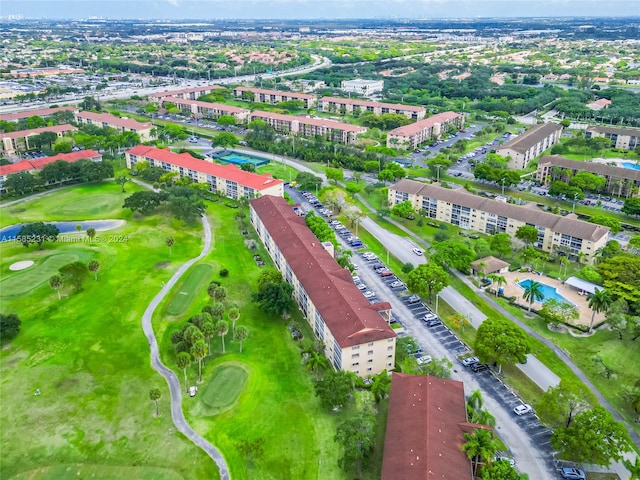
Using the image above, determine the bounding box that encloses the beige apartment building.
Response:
[233,86,317,108]
[495,123,563,169]
[0,124,77,156]
[1,106,77,123]
[386,112,464,149]
[249,195,396,377]
[537,155,640,198]
[125,146,283,199]
[585,125,640,151]
[158,96,250,123]
[75,112,156,142]
[148,84,224,104]
[319,96,426,120]
[388,179,609,264]
[249,110,367,144]
[341,79,385,96]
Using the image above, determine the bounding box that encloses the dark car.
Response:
[471,363,489,372]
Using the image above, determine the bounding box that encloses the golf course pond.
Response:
[0,220,126,242]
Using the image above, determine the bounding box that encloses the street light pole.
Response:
[436,164,441,182]
[572,192,578,213]
[501,178,506,196]
[435,294,439,315]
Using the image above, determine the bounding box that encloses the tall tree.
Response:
[474,317,530,373]
[314,370,354,410]
[17,222,60,250]
[480,459,520,480]
[49,275,63,300]
[334,412,377,473]
[216,320,229,353]
[235,326,249,353]
[190,340,207,383]
[461,428,498,477]
[175,351,192,393]
[212,286,227,304]
[0,314,21,342]
[227,307,240,337]
[165,237,174,256]
[88,260,100,280]
[149,388,161,417]
[86,227,96,243]
[515,225,538,246]
[115,175,129,193]
[587,288,612,332]
[523,280,544,312]
[537,380,591,428]
[59,261,89,291]
[200,320,216,356]
[406,262,449,302]
[252,281,295,317]
[623,455,640,480]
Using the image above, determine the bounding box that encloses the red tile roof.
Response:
[235,86,316,101]
[249,195,395,348]
[388,112,462,136]
[0,106,77,122]
[0,150,101,176]
[382,373,479,480]
[76,111,152,131]
[160,96,250,114]
[126,145,283,192]
[321,96,426,113]
[0,124,77,140]
[250,110,367,133]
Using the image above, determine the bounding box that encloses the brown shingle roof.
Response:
[586,125,640,138]
[390,179,610,242]
[320,96,426,113]
[470,256,510,275]
[498,123,562,153]
[250,110,367,133]
[235,86,316,101]
[250,196,395,348]
[388,112,462,136]
[538,155,640,182]
[381,373,474,480]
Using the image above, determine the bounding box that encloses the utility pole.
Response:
[436,164,441,182]
[572,192,579,213]
[501,178,506,196]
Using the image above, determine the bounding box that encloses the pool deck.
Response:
[494,271,605,329]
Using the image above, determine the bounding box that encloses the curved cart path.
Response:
[141,215,230,480]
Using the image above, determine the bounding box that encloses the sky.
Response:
[1,0,639,20]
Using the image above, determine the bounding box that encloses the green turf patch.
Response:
[9,464,185,480]
[0,253,79,297]
[200,364,248,415]
[165,264,213,316]
[58,194,123,216]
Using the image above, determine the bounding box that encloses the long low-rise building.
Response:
[382,373,479,480]
[75,111,156,142]
[249,195,396,377]
[319,96,426,120]
[537,155,640,198]
[233,86,317,108]
[148,84,224,104]
[159,96,250,123]
[249,110,367,144]
[386,112,464,149]
[0,124,77,156]
[0,149,102,192]
[0,106,77,123]
[585,125,640,151]
[495,122,563,169]
[388,179,609,264]
[125,146,283,199]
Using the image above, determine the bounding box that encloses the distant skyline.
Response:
[2,0,640,20]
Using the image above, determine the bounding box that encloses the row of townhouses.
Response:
[388,179,609,263]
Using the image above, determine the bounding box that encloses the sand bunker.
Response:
[9,260,34,271]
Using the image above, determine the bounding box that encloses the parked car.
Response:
[494,455,515,467]
[422,312,438,321]
[461,356,479,367]
[363,291,376,299]
[189,386,198,397]
[416,355,432,365]
[560,468,586,480]
[425,318,442,327]
[379,270,394,277]
[406,294,421,304]
[471,363,489,372]
[390,281,405,289]
[513,404,533,416]
[412,248,424,256]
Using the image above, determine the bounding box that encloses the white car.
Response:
[412,248,424,256]
[513,404,532,416]
[363,291,376,299]
[357,283,367,290]
[417,355,432,365]
[189,386,198,397]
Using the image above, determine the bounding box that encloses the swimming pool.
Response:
[519,279,573,305]
[621,162,640,171]
[217,151,270,167]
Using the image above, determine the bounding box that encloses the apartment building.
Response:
[319,96,426,120]
[1,106,77,123]
[382,373,477,480]
[537,155,640,198]
[388,179,609,264]
[158,96,250,123]
[386,112,464,149]
[341,79,385,96]
[0,124,77,156]
[233,86,317,108]
[0,149,102,192]
[495,123,563,169]
[125,146,283,199]
[249,110,367,144]
[148,84,224,104]
[585,125,640,151]
[249,195,396,377]
[75,111,156,142]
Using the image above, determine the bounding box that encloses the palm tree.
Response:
[523,280,544,312]
[175,351,191,393]
[235,326,249,353]
[227,307,240,338]
[49,275,63,300]
[623,455,640,480]
[149,388,161,417]
[190,340,207,383]
[370,372,391,403]
[466,389,484,417]
[213,286,227,304]
[487,274,506,296]
[200,320,216,356]
[587,288,612,332]
[86,227,96,243]
[216,320,229,353]
[88,260,100,280]
[208,301,225,321]
[165,237,174,257]
[460,428,498,477]
[115,175,129,193]
[305,351,329,380]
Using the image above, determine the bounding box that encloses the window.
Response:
[367,367,373,371]
[352,353,360,359]
[387,346,393,351]
[387,354,393,358]
[368,342,374,347]
[368,350,373,355]
[368,359,373,364]
[352,345,360,350]
[352,362,359,366]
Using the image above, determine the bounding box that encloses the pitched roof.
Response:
[0,106,77,122]
[470,256,510,275]
[538,155,640,182]
[250,110,367,133]
[0,149,101,176]
[497,123,562,153]
[235,86,316,101]
[126,145,283,191]
[586,125,640,138]
[0,124,77,140]
[160,96,250,114]
[381,373,475,480]
[148,84,223,98]
[76,111,152,131]
[388,112,462,136]
[390,179,610,242]
[320,96,426,113]
[249,195,395,348]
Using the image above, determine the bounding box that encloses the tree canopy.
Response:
[406,262,449,301]
[474,317,531,370]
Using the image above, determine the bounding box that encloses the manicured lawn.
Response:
[0,253,81,296]
[256,162,299,182]
[199,363,249,414]
[0,183,218,479]
[165,263,213,316]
